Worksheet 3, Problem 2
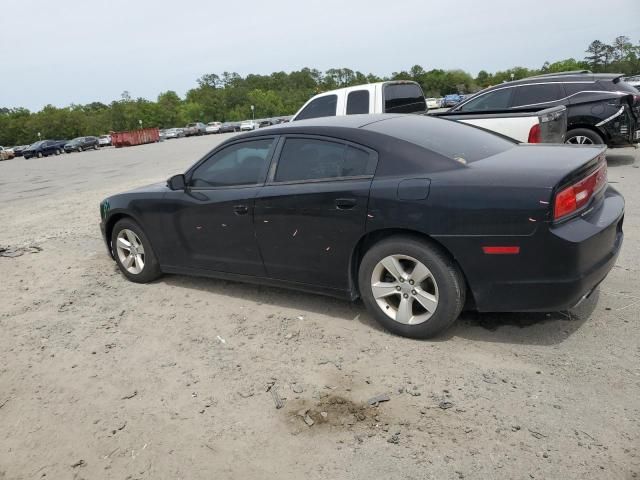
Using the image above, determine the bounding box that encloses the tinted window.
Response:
[563,82,597,96]
[383,83,426,113]
[458,88,513,111]
[191,138,274,188]
[365,115,515,163]
[275,138,374,182]
[511,83,563,107]
[346,90,370,115]
[598,79,639,94]
[295,95,337,120]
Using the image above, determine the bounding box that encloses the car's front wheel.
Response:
[358,236,465,339]
[111,219,162,283]
[37,152,43,158]
[565,128,604,145]
[78,146,83,152]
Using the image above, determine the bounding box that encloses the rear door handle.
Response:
[335,198,357,210]
[233,205,249,215]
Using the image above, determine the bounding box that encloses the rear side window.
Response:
[511,83,563,107]
[563,82,597,96]
[458,88,513,111]
[274,138,375,182]
[383,83,426,113]
[295,95,338,120]
[346,90,370,114]
[599,79,640,94]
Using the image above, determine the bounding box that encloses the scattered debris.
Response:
[238,390,254,398]
[438,401,454,410]
[121,390,137,400]
[111,421,127,435]
[216,335,226,344]
[0,397,10,409]
[303,414,314,426]
[71,459,85,468]
[367,393,390,406]
[387,434,400,444]
[292,384,303,394]
[320,411,328,419]
[271,387,284,409]
[0,244,42,258]
[265,380,276,392]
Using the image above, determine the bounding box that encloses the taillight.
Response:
[553,161,608,220]
[528,124,541,143]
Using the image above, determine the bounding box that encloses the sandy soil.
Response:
[0,137,638,479]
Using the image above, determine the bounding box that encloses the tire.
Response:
[358,236,465,339]
[55,149,60,155]
[78,146,83,152]
[111,218,162,283]
[565,128,605,145]
[37,152,43,158]
[94,144,99,150]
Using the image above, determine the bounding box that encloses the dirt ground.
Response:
[0,136,638,480]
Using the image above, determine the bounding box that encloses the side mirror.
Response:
[167,174,186,191]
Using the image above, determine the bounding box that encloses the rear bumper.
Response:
[459,186,624,312]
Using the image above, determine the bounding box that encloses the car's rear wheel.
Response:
[37,152,43,158]
[111,219,161,283]
[94,144,98,150]
[78,146,83,152]
[55,149,60,155]
[565,128,604,145]
[358,236,465,339]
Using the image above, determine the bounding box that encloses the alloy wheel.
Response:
[370,254,439,325]
[566,135,593,145]
[115,229,146,275]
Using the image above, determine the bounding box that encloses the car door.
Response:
[254,135,377,290]
[162,137,277,276]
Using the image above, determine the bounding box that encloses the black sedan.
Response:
[64,136,99,153]
[219,122,240,133]
[23,140,64,159]
[99,114,624,338]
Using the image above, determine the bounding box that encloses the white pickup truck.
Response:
[291,81,567,143]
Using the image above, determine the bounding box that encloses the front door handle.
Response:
[335,198,357,210]
[233,205,249,215]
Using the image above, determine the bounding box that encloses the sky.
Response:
[1,0,639,111]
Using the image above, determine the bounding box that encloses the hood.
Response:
[120,181,170,195]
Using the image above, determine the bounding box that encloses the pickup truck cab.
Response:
[291,81,427,121]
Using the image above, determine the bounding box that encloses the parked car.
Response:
[23,140,64,159]
[98,134,112,147]
[443,94,464,107]
[99,114,623,339]
[164,128,185,139]
[53,139,69,151]
[258,119,275,128]
[64,136,99,152]
[205,122,222,134]
[184,122,207,136]
[219,122,240,133]
[0,146,15,159]
[291,81,426,121]
[11,145,28,157]
[240,120,258,131]
[623,75,640,89]
[446,71,640,147]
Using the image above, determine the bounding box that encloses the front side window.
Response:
[191,138,274,188]
[295,95,338,120]
[511,83,564,107]
[458,88,513,112]
[346,90,370,115]
[274,138,375,183]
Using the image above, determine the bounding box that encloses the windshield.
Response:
[29,141,44,148]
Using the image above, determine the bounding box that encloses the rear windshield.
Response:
[365,115,516,163]
[599,79,639,94]
[383,83,427,114]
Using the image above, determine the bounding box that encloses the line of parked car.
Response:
[158,118,291,140]
[0,134,114,161]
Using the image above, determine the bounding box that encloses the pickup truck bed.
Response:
[431,105,567,143]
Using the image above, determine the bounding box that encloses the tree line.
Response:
[1,36,639,146]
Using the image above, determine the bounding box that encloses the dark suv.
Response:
[23,140,64,159]
[64,136,99,153]
[440,71,640,147]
